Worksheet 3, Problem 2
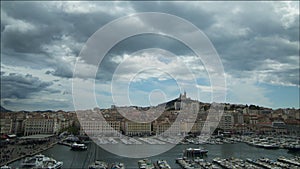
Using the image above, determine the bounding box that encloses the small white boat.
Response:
[157,160,171,169]
[0,165,11,169]
[71,142,87,151]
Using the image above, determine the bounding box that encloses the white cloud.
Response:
[57,1,135,15]
[1,10,36,33]
[111,49,208,83]
[226,74,273,107]
[273,1,299,28]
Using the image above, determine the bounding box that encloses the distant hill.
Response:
[0,105,12,112]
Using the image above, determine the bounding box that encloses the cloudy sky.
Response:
[1,1,299,111]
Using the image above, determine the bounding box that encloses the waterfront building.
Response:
[233,111,244,124]
[233,124,250,134]
[257,122,273,135]
[0,118,12,135]
[123,121,151,136]
[153,120,180,136]
[218,113,234,131]
[179,120,200,135]
[272,121,287,135]
[80,120,120,136]
[11,113,24,135]
[249,115,259,125]
[23,116,57,136]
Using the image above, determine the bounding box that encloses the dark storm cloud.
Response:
[128,2,216,30]
[1,1,299,87]
[1,73,57,99]
[198,2,299,86]
[2,2,68,54]
[2,99,72,111]
[1,1,133,80]
[1,1,127,55]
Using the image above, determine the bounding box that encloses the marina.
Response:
[6,139,299,169]
[57,134,300,149]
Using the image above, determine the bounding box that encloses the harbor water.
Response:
[10,142,300,168]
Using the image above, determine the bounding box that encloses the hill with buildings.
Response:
[0,93,299,137]
[0,106,11,113]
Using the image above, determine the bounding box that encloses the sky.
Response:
[1,1,299,111]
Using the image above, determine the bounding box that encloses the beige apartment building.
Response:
[153,121,180,136]
[24,118,57,136]
[124,121,151,136]
[80,120,120,136]
[0,118,12,135]
[218,114,234,131]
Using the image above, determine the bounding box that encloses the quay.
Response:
[1,136,58,166]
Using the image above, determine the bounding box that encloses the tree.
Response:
[60,122,80,135]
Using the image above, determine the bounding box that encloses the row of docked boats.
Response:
[180,135,300,151]
[246,156,300,169]
[246,140,280,149]
[138,159,172,169]
[20,154,63,169]
[176,157,219,169]
[243,136,300,150]
[88,161,125,169]
[88,159,172,169]
[213,157,261,169]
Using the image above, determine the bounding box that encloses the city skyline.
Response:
[1,1,299,111]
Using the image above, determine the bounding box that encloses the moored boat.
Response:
[256,142,279,149]
[156,160,171,169]
[111,162,125,169]
[285,144,300,151]
[138,159,154,169]
[21,154,63,169]
[0,165,11,169]
[70,142,87,151]
[184,147,208,157]
[88,160,108,169]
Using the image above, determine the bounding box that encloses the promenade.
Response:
[0,135,59,166]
